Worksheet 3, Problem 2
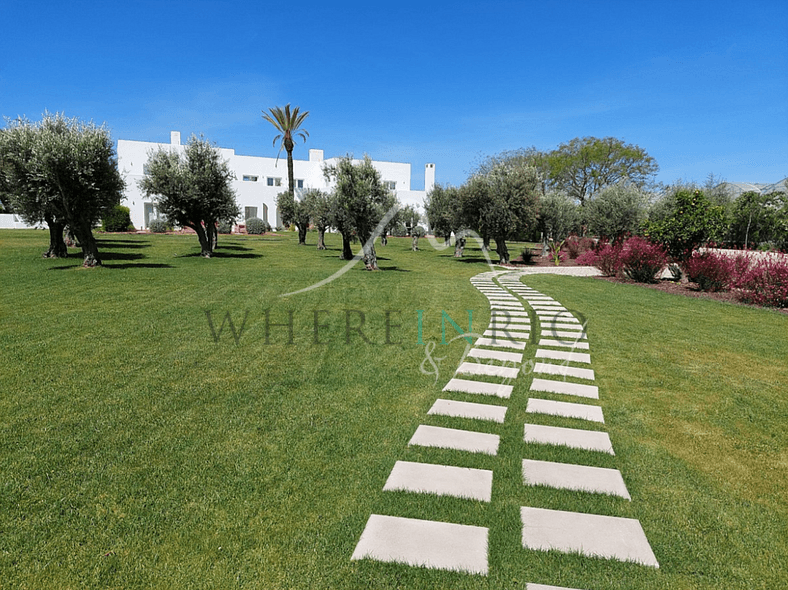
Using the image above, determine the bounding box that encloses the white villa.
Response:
[117,131,435,231]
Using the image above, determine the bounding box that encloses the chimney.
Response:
[171,131,181,146]
[425,163,435,193]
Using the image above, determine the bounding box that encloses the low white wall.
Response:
[0,214,44,229]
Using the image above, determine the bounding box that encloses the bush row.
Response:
[577,237,788,308]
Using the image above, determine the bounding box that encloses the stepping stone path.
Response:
[352,270,658,582]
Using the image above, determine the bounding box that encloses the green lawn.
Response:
[1,229,786,589]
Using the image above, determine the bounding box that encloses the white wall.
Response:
[117,133,434,230]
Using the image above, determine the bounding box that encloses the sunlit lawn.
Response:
[1,229,786,589]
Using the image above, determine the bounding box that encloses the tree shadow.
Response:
[377,266,410,272]
[215,244,254,252]
[96,251,147,261]
[179,251,263,259]
[103,263,175,269]
[96,240,151,249]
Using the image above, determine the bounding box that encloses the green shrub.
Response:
[218,219,234,234]
[246,217,270,235]
[148,219,168,233]
[102,205,134,232]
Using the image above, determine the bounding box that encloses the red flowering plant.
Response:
[735,255,788,308]
[619,236,667,283]
[684,251,736,292]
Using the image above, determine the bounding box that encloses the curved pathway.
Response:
[351,268,657,586]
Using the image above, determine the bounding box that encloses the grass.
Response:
[1,229,786,589]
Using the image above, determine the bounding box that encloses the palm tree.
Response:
[262,104,309,197]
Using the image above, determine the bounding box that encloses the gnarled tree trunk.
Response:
[495,237,509,265]
[297,223,307,245]
[73,219,102,267]
[362,239,378,270]
[193,223,213,258]
[454,235,465,258]
[339,232,353,260]
[317,226,326,250]
[43,213,68,258]
[411,235,419,251]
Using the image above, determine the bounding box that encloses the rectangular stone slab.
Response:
[533,362,595,381]
[534,311,576,318]
[526,398,604,423]
[484,329,530,339]
[520,507,658,567]
[541,330,588,340]
[491,310,530,317]
[535,349,591,364]
[539,339,590,350]
[526,584,586,590]
[475,337,527,350]
[491,317,531,325]
[522,459,630,499]
[443,378,513,398]
[490,303,524,310]
[468,348,523,363]
[457,362,520,379]
[428,398,508,423]
[530,378,599,399]
[539,322,583,331]
[352,514,489,574]
[530,302,564,307]
[524,423,614,454]
[410,424,500,455]
[384,460,494,501]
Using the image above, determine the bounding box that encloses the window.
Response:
[243,175,258,182]
[296,179,304,189]
[384,180,396,190]
[245,207,258,220]
[267,177,282,187]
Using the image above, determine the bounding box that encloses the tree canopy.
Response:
[323,155,390,270]
[276,190,310,245]
[139,134,239,258]
[0,112,124,266]
[262,104,309,198]
[545,136,658,206]
[586,182,649,240]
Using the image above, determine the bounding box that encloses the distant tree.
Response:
[546,137,658,206]
[0,113,124,266]
[323,155,390,270]
[586,182,648,240]
[729,190,787,249]
[424,183,462,246]
[462,159,541,264]
[411,225,426,251]
[643,189,726,262]
[377,192,401,246]
[538,191,580,242]
[276,190,311,245]
[399,205,421,237]
[302,189,332,250]
[139,134,240,257]
[262,104,309,198]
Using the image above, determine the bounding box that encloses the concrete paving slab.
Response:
[410,424,500,455]
[384,460,494,501]
[484,329,530,339]
[538,339,590,350]
[428,398,507,423]
[443,378,514,398]
[520,507,658,567]
[526,584,587,590]
[522,459,630,499]
[468,348,523,363]
[475,337,527,350]
[523,297,556,301]
[352,514,489,574]
[534,311,576,318]
[535,349,591,364]
[539,322,583,331]
[530,378,599,399]
[457,362,520,379]
[524,423,614,454]
[541,330,587,340]
[534,362,595,381]
[526,398,604,423]
[491,310,530,317]
[491,303,524,309]
[530,302,564,307]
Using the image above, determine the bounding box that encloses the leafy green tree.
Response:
[643,189,726,262]
[323,155,390,270]
[0,113,124,266]
[424,183,462,246]
[139,134,240,258]
[262,104,309,198]
[729,190,787,249]
[302,189,332,249]
[538,191,580,242]
[586,182,648,240]
[276,190,310,245]
[546,136,658,206]
[462,159,541,264]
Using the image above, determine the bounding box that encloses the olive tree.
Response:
[0,113,124,266]
[302,188,332,249]
[586,182,648,240]
[276,190,310,245]
[323,155,390,270]
[139,134,239,257]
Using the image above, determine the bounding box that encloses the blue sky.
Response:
[2,0,786,191]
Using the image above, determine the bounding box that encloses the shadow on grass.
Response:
[179,251,263,259]
[96,239,151,248]
[377,266,410,272]
[216,244,254,252]
[48,262,174,270]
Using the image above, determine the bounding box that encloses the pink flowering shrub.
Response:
[620,236,667,283]
[735,256,788,308]
[594,242,624,277]
[565,236,596,259]
[684,251,736,292]
[576,248,598,266]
